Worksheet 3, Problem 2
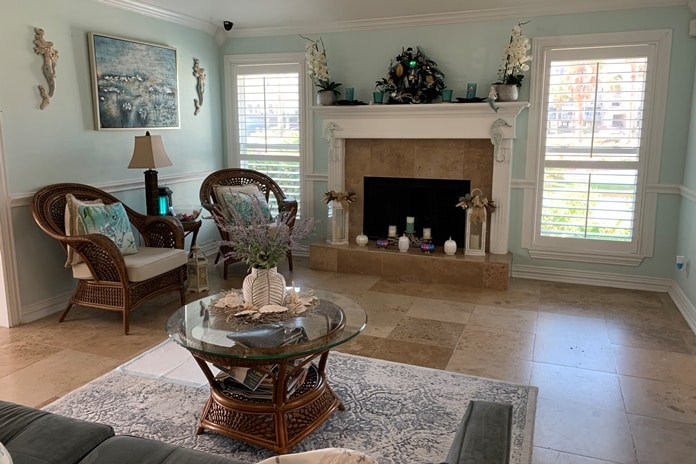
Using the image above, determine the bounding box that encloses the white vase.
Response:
[492,84,519,102]
[444,237,457,256]
[398,234,410,252]
[242,267,287,306]
[317,90,335,106]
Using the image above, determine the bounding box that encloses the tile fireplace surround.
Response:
[309,102,529,290]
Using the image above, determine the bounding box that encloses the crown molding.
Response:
[95,0,218,35]
[95,0,687,38]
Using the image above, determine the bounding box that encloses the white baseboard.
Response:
[21,291,72,324]
[511,264,673,292]
[668,283,696,335]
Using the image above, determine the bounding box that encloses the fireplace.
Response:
[310,102,529,289]
[363,176,470,245]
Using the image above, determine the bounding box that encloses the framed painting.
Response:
[88,32,179,130]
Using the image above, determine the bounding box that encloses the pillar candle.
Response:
[406,216,415,233]
[470,234,480,249]
[422,228,431,240]
[388,225,397,237]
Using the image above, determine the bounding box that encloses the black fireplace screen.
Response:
[363,176,470,246]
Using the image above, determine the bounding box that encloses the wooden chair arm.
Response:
[279,198,298,229]
[139,215,185,249]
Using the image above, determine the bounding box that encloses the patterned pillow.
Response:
[64,193,104,267]
[77,202,138,256]
[214,184,273,225]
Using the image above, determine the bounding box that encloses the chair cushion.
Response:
[214,184,272,224]
[78,203,138,256]
[72,246,187,282]
[64,193,104,267]
[256,448,378,464]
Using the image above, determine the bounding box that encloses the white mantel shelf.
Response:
[315,101,530,255]
[314,101,529,140]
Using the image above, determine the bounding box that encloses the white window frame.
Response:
[521,30,671,266]
[224,53,312,217]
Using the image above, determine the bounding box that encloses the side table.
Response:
[180,220,202,255]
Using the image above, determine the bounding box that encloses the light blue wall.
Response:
[222,6,695,281]
[674,61,696,304]
[1,0,223,309]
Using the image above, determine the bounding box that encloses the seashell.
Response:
[234,309,257,316]
[258,304,288,314]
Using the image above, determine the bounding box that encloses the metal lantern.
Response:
[187,245,209,292]
[464,208,486,256]
[327,200,349,245]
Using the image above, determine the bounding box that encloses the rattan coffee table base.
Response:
[192,352,345,454]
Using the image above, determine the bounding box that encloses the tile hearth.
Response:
[309,242,511,289]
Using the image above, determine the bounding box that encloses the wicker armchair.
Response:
[199,168,298,279]
[32,183,187,335]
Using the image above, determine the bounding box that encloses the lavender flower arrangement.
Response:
[218,197,314,269]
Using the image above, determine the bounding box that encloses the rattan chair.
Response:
[32,183,187,334]
[199,168,298,279]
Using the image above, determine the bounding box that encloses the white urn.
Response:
[444,237,457,256]
[398,234,410,252]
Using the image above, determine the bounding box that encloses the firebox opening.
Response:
[363,176,471,246]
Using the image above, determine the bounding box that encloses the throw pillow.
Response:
[256,448,378,464]
[0,442,13,464]
[77,202,138,256]
[214,184,273,225]
[64,193,104,267]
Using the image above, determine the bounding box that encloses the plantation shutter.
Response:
[235,64,301,215]
[539,47,650,244]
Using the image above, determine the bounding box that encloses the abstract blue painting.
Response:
[88,33,179,130]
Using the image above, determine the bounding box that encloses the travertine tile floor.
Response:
[2,256,696,464]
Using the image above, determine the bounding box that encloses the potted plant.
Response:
[218,197,314,306]
[492,21,532,102]
[304,36,342,105]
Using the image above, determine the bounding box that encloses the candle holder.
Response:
[420,240,435,254]
[465,208,486,256]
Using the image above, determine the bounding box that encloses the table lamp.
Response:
[128,131,172,216]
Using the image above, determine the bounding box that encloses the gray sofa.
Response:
[0,399,512,464]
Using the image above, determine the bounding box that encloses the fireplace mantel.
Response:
[315,101,529,254]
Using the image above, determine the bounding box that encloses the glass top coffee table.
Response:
[166,289,367,454]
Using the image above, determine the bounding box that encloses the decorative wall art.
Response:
[33,27,59,109]
[192,58,206,115]
[88,32,179,130]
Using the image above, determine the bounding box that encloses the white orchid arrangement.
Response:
[302,36,342,95]
[497,21,532,87]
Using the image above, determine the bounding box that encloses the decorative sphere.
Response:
[355,233,369,246]
[420,242,435,254]
[376,239,390,249]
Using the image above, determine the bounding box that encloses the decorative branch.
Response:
[322,190,357,209]
[193,58,206,115]
[33,27,58,109]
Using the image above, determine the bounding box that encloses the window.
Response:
[226,56,307,216]
[523,31,671,265]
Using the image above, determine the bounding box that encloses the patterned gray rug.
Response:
[45,341,537,464]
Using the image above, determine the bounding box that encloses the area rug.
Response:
[44,340,537,464]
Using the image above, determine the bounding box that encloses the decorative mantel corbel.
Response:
[322,121,343,162]
[33,27,58,109]
[489,118,513,163]
[193,58,206,115]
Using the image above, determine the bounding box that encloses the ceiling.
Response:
[97,0,691,37]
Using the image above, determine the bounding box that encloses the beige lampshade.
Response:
[128,131,173,169]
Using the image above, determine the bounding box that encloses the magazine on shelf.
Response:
[215,365,272,391]
[227,324,308,349]
[217,359,313,400]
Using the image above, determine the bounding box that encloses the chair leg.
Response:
[123,310,129,335]
[223,260,229,280]
[287,251,293,271]
[58,301,74,323]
